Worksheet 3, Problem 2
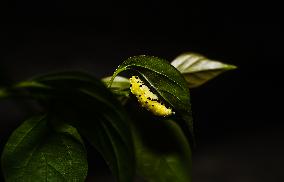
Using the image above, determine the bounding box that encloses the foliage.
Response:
[0,53,236,182]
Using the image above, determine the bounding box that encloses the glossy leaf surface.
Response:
[171,53,237,88]
[2,115,87,182]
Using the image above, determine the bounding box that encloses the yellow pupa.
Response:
[129,76,174,117]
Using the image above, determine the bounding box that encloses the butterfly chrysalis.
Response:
[129,76,174,117]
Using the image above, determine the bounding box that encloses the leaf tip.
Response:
[226,64,238,70]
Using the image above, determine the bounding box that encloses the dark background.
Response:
[1,1,283,182]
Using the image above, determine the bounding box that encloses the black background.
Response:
[1,1,283,182]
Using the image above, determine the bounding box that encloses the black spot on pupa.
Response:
[145,101,148,104]
[147,97,151,100]
[152,105,154,106]
[135,76,138,79]
[139,85,142,87]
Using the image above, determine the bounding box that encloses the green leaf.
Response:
[171,53,237,88]
[52,120,85,146]
[102,76,130,104]
[66,88,135,182]
[1,115,88,182]
[15,71,135,182]
[110,55,194,140]
[102,76,130,90]
[133,118,192,182]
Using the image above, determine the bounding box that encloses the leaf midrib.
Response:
[9,116,46,155]
[124,64,186,91]
[180,67,232,74]
[137,71,189,112]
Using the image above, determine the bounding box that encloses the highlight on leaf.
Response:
[129,76,174,117]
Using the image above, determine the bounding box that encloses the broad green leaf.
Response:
[171,53,237,88]
[15,71,135,182]
[1,115,88,182]
[130,113,192,182]
[110,55,194,141]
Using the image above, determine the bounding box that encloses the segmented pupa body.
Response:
[129,76,174,117]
